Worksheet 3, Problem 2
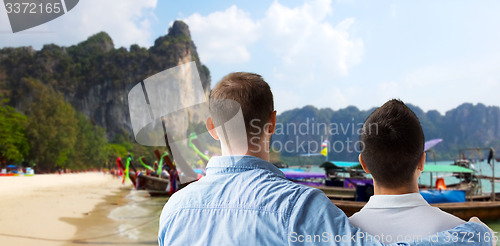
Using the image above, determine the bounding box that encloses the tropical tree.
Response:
[0,96,29,164]
[25,79,78,172]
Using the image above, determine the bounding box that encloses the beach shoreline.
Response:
[0,172,127,246]
[2,172,499,246]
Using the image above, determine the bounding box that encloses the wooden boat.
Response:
[301,161,371,201]
[316,163,488,201]
[121,133,208,197]
[296,172,500,220]
[135,173,193,197]
[321,146,500,221]
[332,200,500,221]
[116,152,184,197]
[135,173,169,196]
[321,164,500,221]
[318,186,357,200]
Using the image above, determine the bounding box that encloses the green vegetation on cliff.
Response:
[0,21,209,172]
[0,96,29,163]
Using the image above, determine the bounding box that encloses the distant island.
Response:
[273,104,500,163]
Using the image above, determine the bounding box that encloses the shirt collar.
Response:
[362,193,429,209]
[205,155,286,179]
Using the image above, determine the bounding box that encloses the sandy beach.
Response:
[0,172,126,246]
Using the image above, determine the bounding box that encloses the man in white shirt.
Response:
[349,99,466,244]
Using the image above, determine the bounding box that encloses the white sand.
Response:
[0,173,126,246]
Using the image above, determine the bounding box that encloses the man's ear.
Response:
[417,152,426,172]
[359,154,370,174]
[206,117,219,140]
[266,110,277,135]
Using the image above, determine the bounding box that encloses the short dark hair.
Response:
[209,72,274,137]
[360,99,425,188]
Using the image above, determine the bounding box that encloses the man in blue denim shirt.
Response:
[159,72,494,245]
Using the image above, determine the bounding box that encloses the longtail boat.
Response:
[116,152,186,197]
[313,144,500,221]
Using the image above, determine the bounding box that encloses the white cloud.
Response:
[273,83,362,112]
[182,0,364,111]
[262,0,363,111]
[336,0,355,3]
[262,0,363,78]
[184,5,259,64]
[381,55,500,113]
[0,0,157,49]
[377,81,401,100]
[273,88,302,113]
[390,4,397,19]
[182,0,364,113]
[313,86,350,109]
[184,0,363,80]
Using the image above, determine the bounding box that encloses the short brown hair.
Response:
[360,99,425,188]
[209,72,274,137]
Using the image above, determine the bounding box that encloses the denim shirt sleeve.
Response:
[288,188,384,246]
[287,188,494,246]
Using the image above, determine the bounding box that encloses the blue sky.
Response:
[1,0,500,113]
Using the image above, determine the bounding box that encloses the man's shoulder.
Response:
[160,169,322,216]
[424,204,466,226]
[348,207,369,228]
[349,200,466,239]
[350,201,465,221]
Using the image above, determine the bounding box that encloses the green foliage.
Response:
[0,25,212,171]
[111,132,133,151]
[24,79,78,171]
[67,32,114,59]
[108,131,162,167]
[106,143,128,160]
[131,144,160,165]
[21,79,120,171]
[70,113,108,170]
[0,97,29,163]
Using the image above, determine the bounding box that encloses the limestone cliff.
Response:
[0,20,210,141]
[273,103,500,161]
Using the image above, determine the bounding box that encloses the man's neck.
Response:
[244,149,269,162]
[220,146,269,162]
[373,181,419,195]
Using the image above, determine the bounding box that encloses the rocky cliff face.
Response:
[273,103,500,161]
[442,103,500,148]
[0,20,210,141]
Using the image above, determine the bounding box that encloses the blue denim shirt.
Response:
[159,155,492,246]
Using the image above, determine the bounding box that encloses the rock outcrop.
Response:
[0,20,210,141]
[273,103,500,161]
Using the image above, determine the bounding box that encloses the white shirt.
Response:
[349,193,465,243]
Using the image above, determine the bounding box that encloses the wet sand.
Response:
[63,188,166,245]
[0,173,126,246]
